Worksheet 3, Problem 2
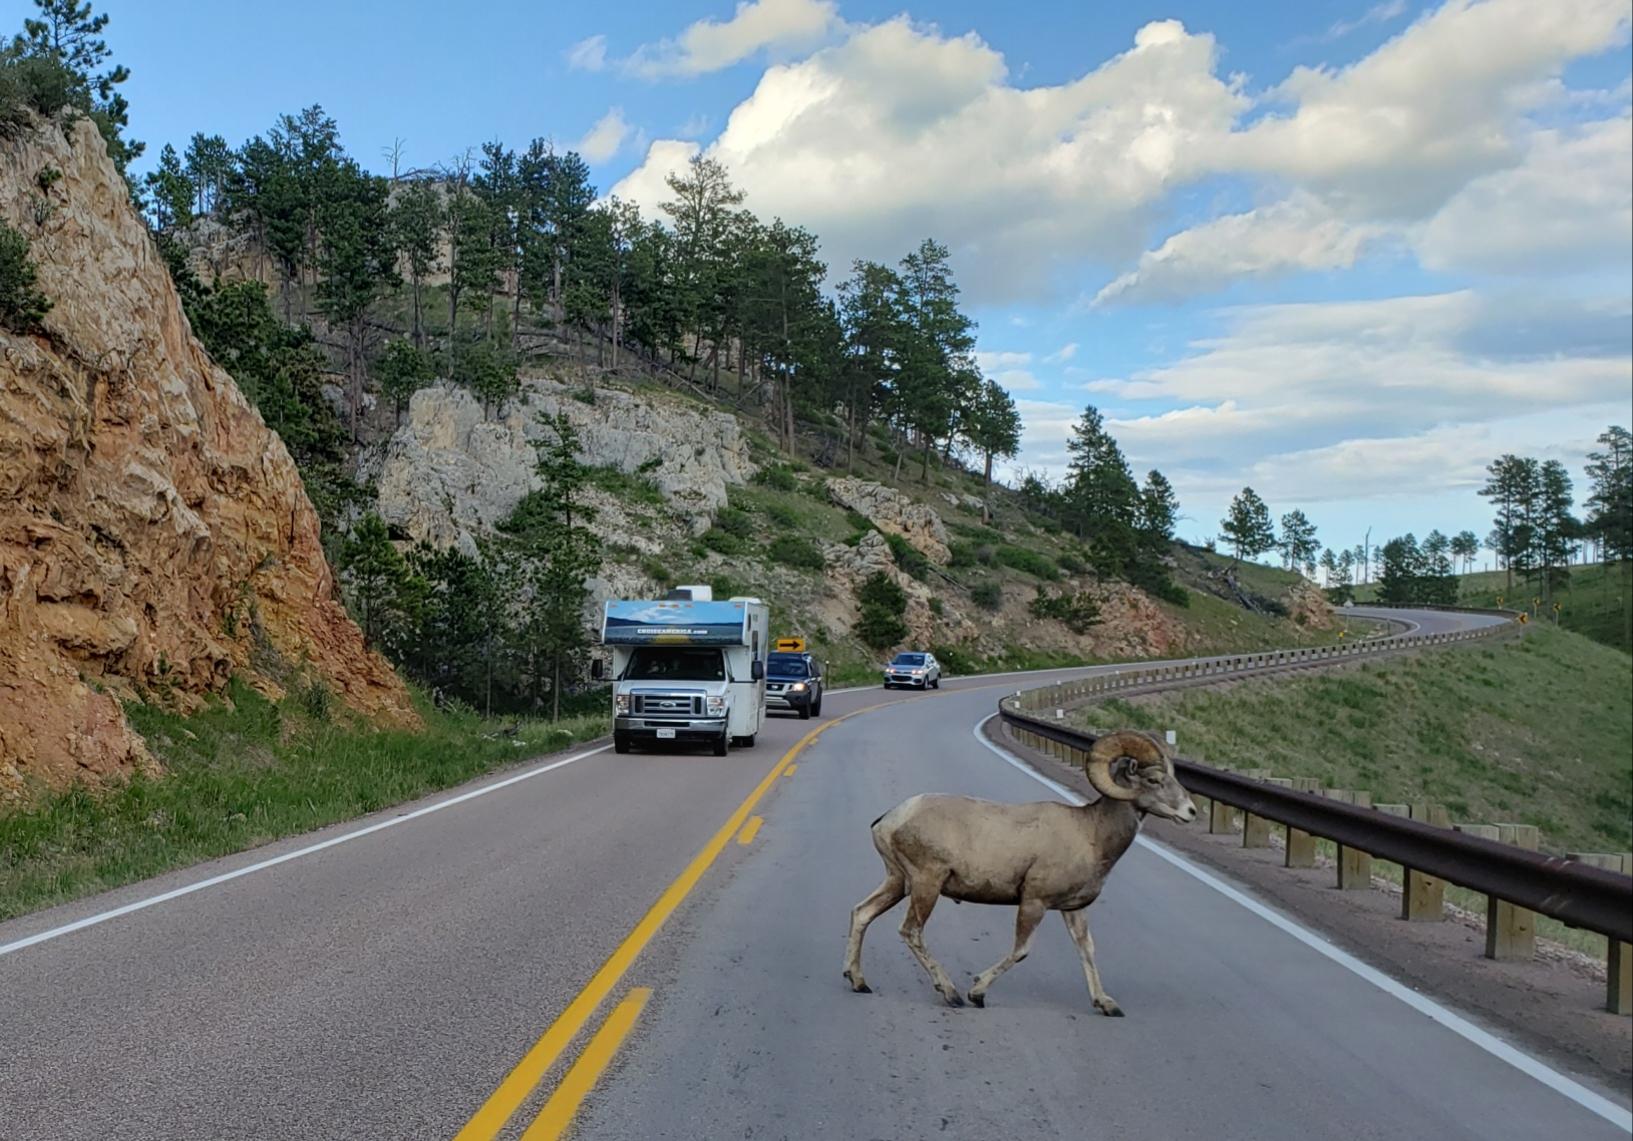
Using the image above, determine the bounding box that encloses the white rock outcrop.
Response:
[376,377,754,556]
[825,477,951,564]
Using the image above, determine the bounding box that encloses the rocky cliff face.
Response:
[0,115,414,801]
[375,379,755,556]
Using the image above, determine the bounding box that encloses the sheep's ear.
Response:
[1113,756,1140,783]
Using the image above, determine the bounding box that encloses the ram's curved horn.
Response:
[1085,730,1161,802]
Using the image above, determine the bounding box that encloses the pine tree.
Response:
[339,513,422,655]
[1585,426,1632,564]
[1480,454,1540,590]
[1220,487,1275,564]
[183,132,232,213]
[1376,534,1425,605]
[964,379,1021,522]
[501,413,602,720]
[375,339,434,424]
[1278,509,1319,576]
[142,143,193,232]
[1450,530,1479,574]
[17,0,141,171]
[0,222,51,333]
[1532,460,1577,599]
[390,180,443,347]
[316,159,398,439]
[836,259,904,470]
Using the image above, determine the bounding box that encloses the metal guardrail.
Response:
[1007,614,1517,714]
[1000,704,1632,945]
[995,606,1633,1013]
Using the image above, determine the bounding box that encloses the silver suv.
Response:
[883,650,941,690]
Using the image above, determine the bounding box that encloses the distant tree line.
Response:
[1479,427,1630,601]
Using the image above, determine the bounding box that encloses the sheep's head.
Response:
[1085,730,1197,823]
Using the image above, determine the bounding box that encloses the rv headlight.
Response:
[706,695,726,715]
[615,694,631,714]
[788,682,807,693]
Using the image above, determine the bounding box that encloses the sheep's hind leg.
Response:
[967,897,1046,1008]
[899,880,963,1006]
[1062,906,1123,1016]
[843,874,905,993]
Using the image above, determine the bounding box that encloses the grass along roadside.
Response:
[1080,625,1631,855]
[0,681,607,923]
[1075,625,1631,959]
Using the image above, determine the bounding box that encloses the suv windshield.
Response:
[623,647,726,681]
[767,655,808,677]
[891,653,926,666]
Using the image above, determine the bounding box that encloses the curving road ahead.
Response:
[3,607,1622,1140]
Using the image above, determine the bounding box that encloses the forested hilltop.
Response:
[2,2,1351,736]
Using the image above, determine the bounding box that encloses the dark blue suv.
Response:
[765,652,823,719]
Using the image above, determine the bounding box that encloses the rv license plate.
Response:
[656,728,677,739]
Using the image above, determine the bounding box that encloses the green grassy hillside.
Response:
[1084,624,1632,855]
[1356,562,1632,653]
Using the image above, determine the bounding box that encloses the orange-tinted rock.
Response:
[1,115,415,801]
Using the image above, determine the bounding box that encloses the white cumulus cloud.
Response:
[626,0,840,79]
[1094,194,1385,306]
[577,108,634,163]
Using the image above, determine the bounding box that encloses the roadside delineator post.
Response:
[1610,940,1633,1017]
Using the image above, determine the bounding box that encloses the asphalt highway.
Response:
[6,607,1620,1140]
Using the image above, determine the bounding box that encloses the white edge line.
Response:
[970,714,1633,1133]
[0,744,611,959]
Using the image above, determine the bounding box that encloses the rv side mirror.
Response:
[751,659,764,681]
[591,659,604,680]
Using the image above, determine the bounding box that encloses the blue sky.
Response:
[60,0,1633,558]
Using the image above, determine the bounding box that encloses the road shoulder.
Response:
[981,715,1633,1099]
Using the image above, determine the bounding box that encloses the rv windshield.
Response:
[623,647,727,682]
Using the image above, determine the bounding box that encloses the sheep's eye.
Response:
[1142,772,1163,785]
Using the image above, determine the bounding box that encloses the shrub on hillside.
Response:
[754,464,798,492]
[768,535,825,570]
[884,532,929,580]
[1030,588,1101,634]
[971,580,1003,611]
[931,643,980,676]
[995,544,1058,579]
[856,571,909,649]
[0,222,51,334]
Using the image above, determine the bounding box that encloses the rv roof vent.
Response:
[668,584,713,602]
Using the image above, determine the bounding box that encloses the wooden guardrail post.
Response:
[1485,824,1539,961]
[1286,778,1320,867]
[1203,753,1236,834]
[1242,770,1273,848]
[1401,803,1450,921]
[1325,790,1374,889]
[1610,940,1633,1016]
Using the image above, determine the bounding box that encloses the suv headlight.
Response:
[788,682,806,693]
[706,696,726,715]
[615,694,631,714]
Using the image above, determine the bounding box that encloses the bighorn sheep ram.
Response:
[842,730,1197,1013]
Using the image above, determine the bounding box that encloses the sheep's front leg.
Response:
[967,897,1046,1007]
[899,881,963,1006]
[1062,906,1123,1016]
[843,874,905,993]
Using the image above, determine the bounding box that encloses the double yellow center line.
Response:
[455,706,882,1140]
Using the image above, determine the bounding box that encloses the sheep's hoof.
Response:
[1096,999,1125,1017]
[967,991,986,1008]
[941,989,965,1008]
[843,971,871,994]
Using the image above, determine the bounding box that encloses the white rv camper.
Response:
[602,586,769,755]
